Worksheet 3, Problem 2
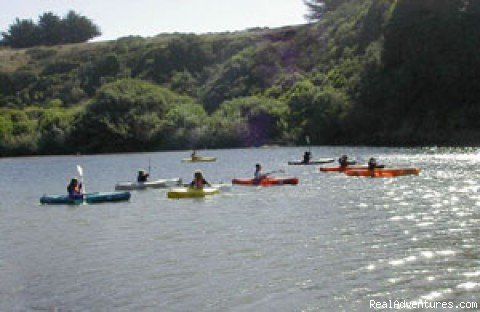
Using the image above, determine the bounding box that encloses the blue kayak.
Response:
[40,191,131,205]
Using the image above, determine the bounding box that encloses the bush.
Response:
[211,96,289,147]
[71,79,199,153]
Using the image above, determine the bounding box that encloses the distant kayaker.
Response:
[303,151,312,164]
[191,149,197,160]
[190,170,211,189]
[254,163,268,181]
[67,178,82,199]
[368,157,377,170]
[339,155,349,168]
[137,170,149,183]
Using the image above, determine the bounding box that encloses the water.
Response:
[1,147,479,311]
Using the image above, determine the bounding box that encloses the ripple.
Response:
[389,256,417,266]
[463,271,480,278]
[420,251,435,259]
[457,282,480,290]
[420,288,452,301]
[436,250,456,256]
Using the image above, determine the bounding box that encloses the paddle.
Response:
[148,158,151,176]
[264,169,285,177]
[76,165,86,204]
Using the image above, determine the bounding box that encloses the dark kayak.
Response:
[40,191,131,205]
[288,158,335,165]
[232,177,299,186]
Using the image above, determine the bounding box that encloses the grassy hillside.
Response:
[1,0,480,156]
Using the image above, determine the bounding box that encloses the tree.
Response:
[211,96,289,146]
[38,12,63,45]
[71,79,198,152]
[1,18,40,48]
[62,10,101,43]
[304,0,350,21]
[0,10,101,48]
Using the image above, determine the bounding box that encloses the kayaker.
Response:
[137,170,149,183]
[190,170,211,189]
[254,163,268,181]
[339,155,349,168]
[368,157,377,170]
[191,149,197,160]
[303,151,312,164]
[67,178,82,199]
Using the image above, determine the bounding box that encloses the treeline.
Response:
[0,79,288,155]
[2,0,480,156]
[352,0,480,144]
[1,11,100,48]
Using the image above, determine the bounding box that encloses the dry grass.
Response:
[0,48,29,72]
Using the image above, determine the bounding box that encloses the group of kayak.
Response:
[294,152,421,178]
[40,150,420,205]
[171,163,300,198]
[39,151,297,204]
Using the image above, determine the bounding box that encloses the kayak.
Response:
[40,191,131,205]
[320,165,384,172]
[288,158,334,165]
[181,183,232,192]
[167,187,220,199]
[181,157,216,163]
[115,178,181,190]
[232,177,299,186]
[345,168,420,178]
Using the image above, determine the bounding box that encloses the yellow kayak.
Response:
[181,157,217,163]
[167,187,220,199]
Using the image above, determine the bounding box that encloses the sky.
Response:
[0,0,308,41]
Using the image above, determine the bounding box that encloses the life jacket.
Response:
[193,178,204,188]
[67,184,81,196]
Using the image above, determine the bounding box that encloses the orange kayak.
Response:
[232,177,299,186]
[345,168,420,178]
[320,166,370,172]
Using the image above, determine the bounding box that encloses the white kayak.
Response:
[115,178,181,190]
[181,183,232,192]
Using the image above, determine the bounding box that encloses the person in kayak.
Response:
[191,149,198,160]
[190,170,211,189]
[254,163,268,181]
[67,178,82,199]
[303,151,312,164]
[368,157,377,170]
[137,170,149,183]
[339,155,349,168]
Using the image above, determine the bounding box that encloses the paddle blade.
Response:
[76,165,83,177]
[305,136,310,145]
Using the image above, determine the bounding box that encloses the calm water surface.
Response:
[1,147,479,311]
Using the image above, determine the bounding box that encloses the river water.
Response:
[0,147,479,311]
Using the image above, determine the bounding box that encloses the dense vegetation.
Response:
[1,11,100,48]
[1,0,480,156]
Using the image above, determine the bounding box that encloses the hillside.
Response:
[1,0,480,156]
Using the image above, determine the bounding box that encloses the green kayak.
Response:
[40,191,131,205]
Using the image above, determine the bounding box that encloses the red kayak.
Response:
[345,168,420,178]
[320,166,369,172]
[320,165,385,172]
[232,177,299,186]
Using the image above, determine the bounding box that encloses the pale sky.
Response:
[0,0,308,41]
